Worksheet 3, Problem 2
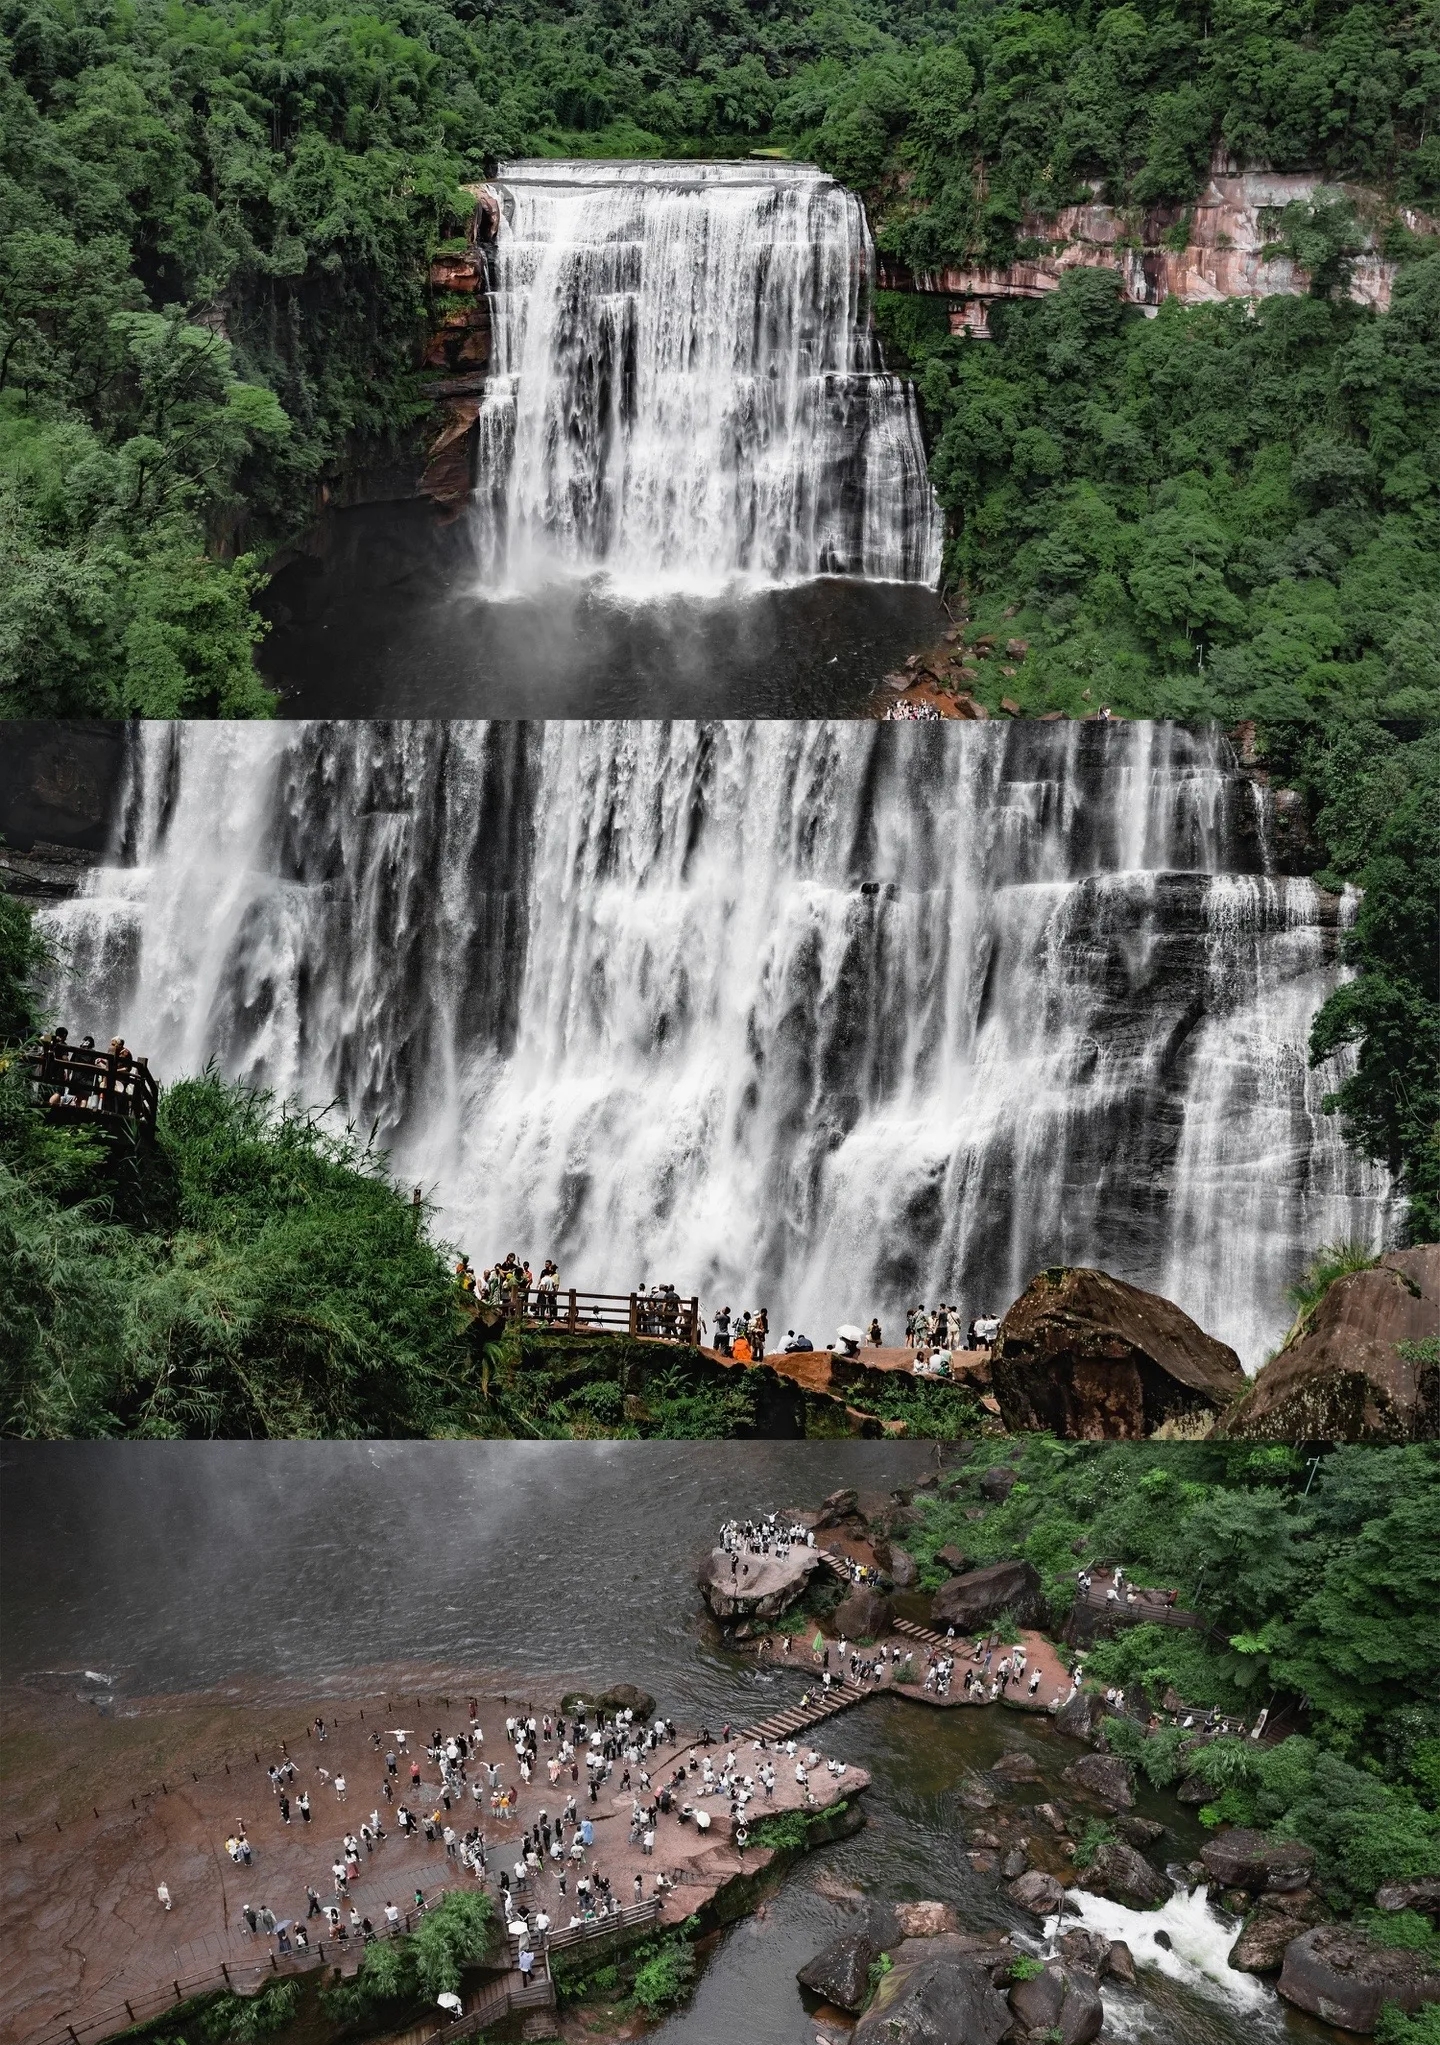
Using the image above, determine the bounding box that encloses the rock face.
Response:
[1376,1878,1440,1919]
[853,1936,1014,2045]
[1006,1870,1066,1918]
[1230,1889,1330,1974]
[931,1559,1046,1632]
[991,1750,1043,1783]
[1080,1840,1170,1908]
[936,1545,970,1574]
[894,1901,962,1938]
[1218,1247,1440,1443]
[1008,1959,1104,2045]
[1063,1754,1135,1808]
[697,1544,820,1619]
[834,1585,894,1641]
[797,1931,880,2012]
[991,1267,1245,1438]
[1199,1829,1315,1893]
[1278,1925,1440,2033]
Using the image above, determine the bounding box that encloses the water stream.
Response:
[42,720,1396,1369]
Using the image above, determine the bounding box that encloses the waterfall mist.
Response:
[45,721,1395,1369]
[473,161,943,593]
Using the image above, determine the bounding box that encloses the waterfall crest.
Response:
[46,722,1395,1370]
[473,162,943,593]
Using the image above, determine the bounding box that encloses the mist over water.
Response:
[2,1444,1332,2045]
[44,720,1395,1367]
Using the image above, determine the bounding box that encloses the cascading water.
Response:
[45,721,1396,1369]
[1047,1888,1287,2037]
[473,161,943,593]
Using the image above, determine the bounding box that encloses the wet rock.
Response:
[1057,1928,1112,1976]
[992,1751,1044,1784]
[853,1938,1014,2045]
[1115,1816,1166,1847]
[1063,1754,1135,1808]
[1278,1924,1440,2032]
[833,1585,894,1641]
[931,1559,1046,1633]
[1035,1802,1069,1834]
[1230,1890,1331,1974]
[1054,1691,1111,1745]
[1080,1841,1170,1909]
[816,1489,859,1528]
[562,1681,657,1720]
[957,1769,999,1810]
[797,1930,881,2012]
[979,1465,1019,1501]
[1007,1870,1066,1918]
[1001,1849,1030,1880]
[1175,1772,1213,1804]
[1107,1941,1136,1983]
[697,1544,821,1619]
[992,1267,1245,1437]
[1199,1829,1315,1893]
[1008,1959,1104,2045]
[968,1850,1002,1874]
[893,1901,961,1938]
[936,1545,970,1574]
[1217,1246,1440,1442]
[1376,1878,1440,1919]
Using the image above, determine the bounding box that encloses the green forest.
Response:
[2,0,1438,720]
[909,1441,1440,1911]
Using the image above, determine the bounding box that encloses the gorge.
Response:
[40,720,1398,1373]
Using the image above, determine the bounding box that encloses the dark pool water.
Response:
[0,1443,1333,2045]
[259,506,947,718]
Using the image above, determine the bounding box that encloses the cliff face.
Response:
[880,168,1436,336]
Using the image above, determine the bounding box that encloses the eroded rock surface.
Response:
[697,1544,820,1619]
[931,1559,1046,1632]
[1278,1924,1440,2032]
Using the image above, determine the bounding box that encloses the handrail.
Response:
[20,1041,159,1134]
[538,1896,662,1951]
[468,1286,701,1344]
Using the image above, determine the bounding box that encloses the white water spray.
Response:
[473,161,942,594]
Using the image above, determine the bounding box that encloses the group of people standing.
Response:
[454,1252,562,1318]
[712,1306,767,1361]
[35,1025,151,1117]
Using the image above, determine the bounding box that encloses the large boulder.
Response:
[1278,1924,1440,2032]
[853,1937,1014,2045]
[1079,1840,1170,1909]
[931,1559,1046,1632]
[1218,1247,1440,1442]
[815,1489,859,1528]
[936,1545,970,1575]
[991,1267,1245,1437]
[1063,1753,1135,1808]
[834,1585,894,1641]
[1200,1828,1315,1893]
[979,1466,1019,1502]
[1006,1870,1066,1918]
[1229,1890,1330,1974]
[1053,1690,1111,1745]
[1008,1960,1104,2045]
[797,1931,880,2012]
[894,1902,962,1938]
[697,1544,820,1619]
[1376,1878,1440,1920]
[561,1681,656,1720]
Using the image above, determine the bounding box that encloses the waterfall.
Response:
[473,161,943,593]
[44,722,1396,1371]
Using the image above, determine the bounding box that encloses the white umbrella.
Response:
[836,1324,864,1343]
[436,1993,463,2016]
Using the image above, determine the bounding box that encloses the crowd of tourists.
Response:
[712,1306,768,1360]
[453,1252,562,1317]
[882,698,943,720]
[33,1024,152,1116]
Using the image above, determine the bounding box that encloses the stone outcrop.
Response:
[1278,1924,1440,2032]
[1006,1870,1066,1918]
[697,1544,820,1619]
[1079,1840,1170,1909]
[930,1559,1046,1632]
[879,168,1437,338]
[797,1930,881,2012]
[1376,1878,1440,1919]
[991,1266,1245,1437]
[1062,1753,1135,1808]
[853,1935,1014,2045]
[833,1585,894,1641]
[1199,1828,1315,1893]
[559,1681,657,1722]
[1007,1959,1104,2045]
[1229,1889,1330,1974]
[1217,1247,1440,1442]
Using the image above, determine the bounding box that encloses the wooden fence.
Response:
[21,1040,159,1136]
[475,1288,700,1345]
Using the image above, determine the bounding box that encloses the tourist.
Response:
[868,1318,882,1346]
[156,1882,171,1911]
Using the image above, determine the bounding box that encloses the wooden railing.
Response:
[473,1288,700,1345]
[21,1039,159,1136]
[536,1896,662,1952]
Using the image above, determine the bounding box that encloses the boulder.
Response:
[1175,1772,1214,1804]
[1063,1753,1135,1808]
[1057,1929,1112,1977]
[874,1538,920,1588]
[1107,1941,1137,1984]
[797,1931,880,2012]
[1376,1878,1440,1919]
[992,1267,1245,1437]
[816,1489,859,1528]
[931,1560,1046,1633]
[561,1681,656,1720]
[1218,1246,1440,1443]
[979,1465,1020,1501]
[1230,1890,1331,1974]
[853,1938,1014,2045]
[894,1901,961,1938]
[1035,1802,1069,1835]
[1054,1691,1111,1745]
[992,1751,1044,1784]
[956,1769,998,1810]
[1278,1924,1440,2033]
[833,1585,894,1641]
[697,1544,821,1619]
[1115,1816,1166,1847]
[936,1545,970,1575]
[1008,1960,1104,2045]
[1006,1870,1066,1918]
[1080,1841,1170,1909]
[1199,1829,1315,1893]
[1000,1849,1030,1880]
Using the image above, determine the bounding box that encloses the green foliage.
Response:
[631,1934,697,2016]
[1008,1954,1046,1982]
[198,1982,298,2044]
[1071,1818,1115,1869]
[1284,1239,1383,1345]
[320,1890,495,2020]
[1358,1910,1440,1959]
[1377,2006,1440,2045]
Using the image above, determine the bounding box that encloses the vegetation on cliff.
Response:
[909,1441,1440,1900]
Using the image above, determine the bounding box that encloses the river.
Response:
[0,1442,1336,2045]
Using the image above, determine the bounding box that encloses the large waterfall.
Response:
[45,722,1396,1370]
[472,162,943,592]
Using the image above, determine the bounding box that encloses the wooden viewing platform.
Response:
[470,1288,700,1345]
[23,1038,158,1137]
